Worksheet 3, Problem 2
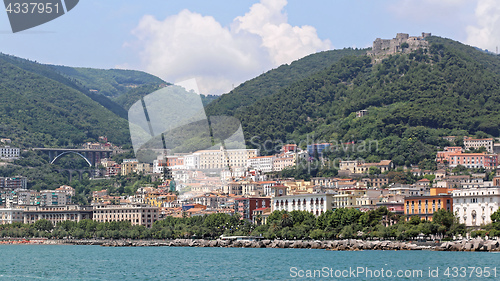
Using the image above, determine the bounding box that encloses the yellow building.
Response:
[283,180,313,193]
[404,193,453,221]
[197,147,258,170]
[135,163,152,174]
[93,204,159,228]
[121,159,138,176]
[333,189,367,209]
[145,191,177,208]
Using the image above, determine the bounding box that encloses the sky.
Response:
[0,0,498,95]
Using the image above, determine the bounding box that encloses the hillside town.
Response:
[1,135,500,232]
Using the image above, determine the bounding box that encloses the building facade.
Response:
[463,137,494,153]
[404,194,453,221]
[248,156,274,173]
[0,146,20,159]
[0,177,27,189]
[272,194,334,216]
[0,208,24,224]
[23,205,93,225]
[234,197,271,221]
[452,188,500,227]
[447,153,498,169]
[92,204,159,228]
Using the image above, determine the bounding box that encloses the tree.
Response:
[409,216,421,225]
[491,209,500,223]
[369,166,381,175]
[433,209,455,229]
[33,219,53,232]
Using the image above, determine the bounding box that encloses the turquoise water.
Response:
[0,245,499,280]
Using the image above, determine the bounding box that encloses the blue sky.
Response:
[0,0,497,95]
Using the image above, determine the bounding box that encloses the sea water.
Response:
[0,245,499,280]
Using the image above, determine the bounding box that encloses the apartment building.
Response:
[93,204,159,228]
[0,146,20,159]
[248,156,274,173]
[463,137,494,153]
[404,192,453,221]
[272,194,334,216]
[121,159,138,176]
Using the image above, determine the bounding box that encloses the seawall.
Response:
[46,237,500,252]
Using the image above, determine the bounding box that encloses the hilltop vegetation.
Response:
[49,65,165,98]
[205,48,367,116]
[0,55,131,147]
[227,37,500,166]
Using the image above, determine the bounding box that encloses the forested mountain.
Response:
[48,65,165,98]
[2,35,499,169]
[205,48,367,116]
[0,55,131,148]
[0,53,140,119]
[227,36,500,165]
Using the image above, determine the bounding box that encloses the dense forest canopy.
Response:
[208,37,500,166]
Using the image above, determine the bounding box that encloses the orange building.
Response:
[404,190,453,221]
[167,156,184,167]
[435,146,462,163]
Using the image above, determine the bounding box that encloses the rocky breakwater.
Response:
[99,239,431,250]
[435,238,500,252]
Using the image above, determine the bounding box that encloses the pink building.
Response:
[436,147,463,163]
[448,153,498,169]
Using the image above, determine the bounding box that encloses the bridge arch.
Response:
[50,151,92,167]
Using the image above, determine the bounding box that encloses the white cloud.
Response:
[127,0,332,95]
[233,0,331,66]
[466,0,500,52]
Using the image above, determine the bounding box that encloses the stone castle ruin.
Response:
[367,32,431,59]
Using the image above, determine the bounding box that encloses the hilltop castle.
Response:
[367,32,431,58]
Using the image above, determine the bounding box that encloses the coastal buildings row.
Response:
[109,144,304,179]
[0,203,159,228]
[1,185,74,207]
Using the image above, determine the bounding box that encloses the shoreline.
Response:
[1,237,499,252]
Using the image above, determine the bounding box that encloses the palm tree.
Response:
[255,214,263,226]
[280,212,292,227]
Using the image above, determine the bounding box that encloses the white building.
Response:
[0,208,24,224]
[452,187,500,227]
[184,153,200,170]
[153,157,166,174]
[197,147,258,170]
[0,146,20,159]
[248,156,274,173]
[272,194,334,216]
[463,137,494,153]
[93,204,159,228]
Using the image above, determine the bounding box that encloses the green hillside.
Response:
[0,53,131,119]
[233,37,500,165]
[114,84,218,111]
[0,56,131,148]
[113,84,166,110]
[49,65,165,98]
[205,48,367,116]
